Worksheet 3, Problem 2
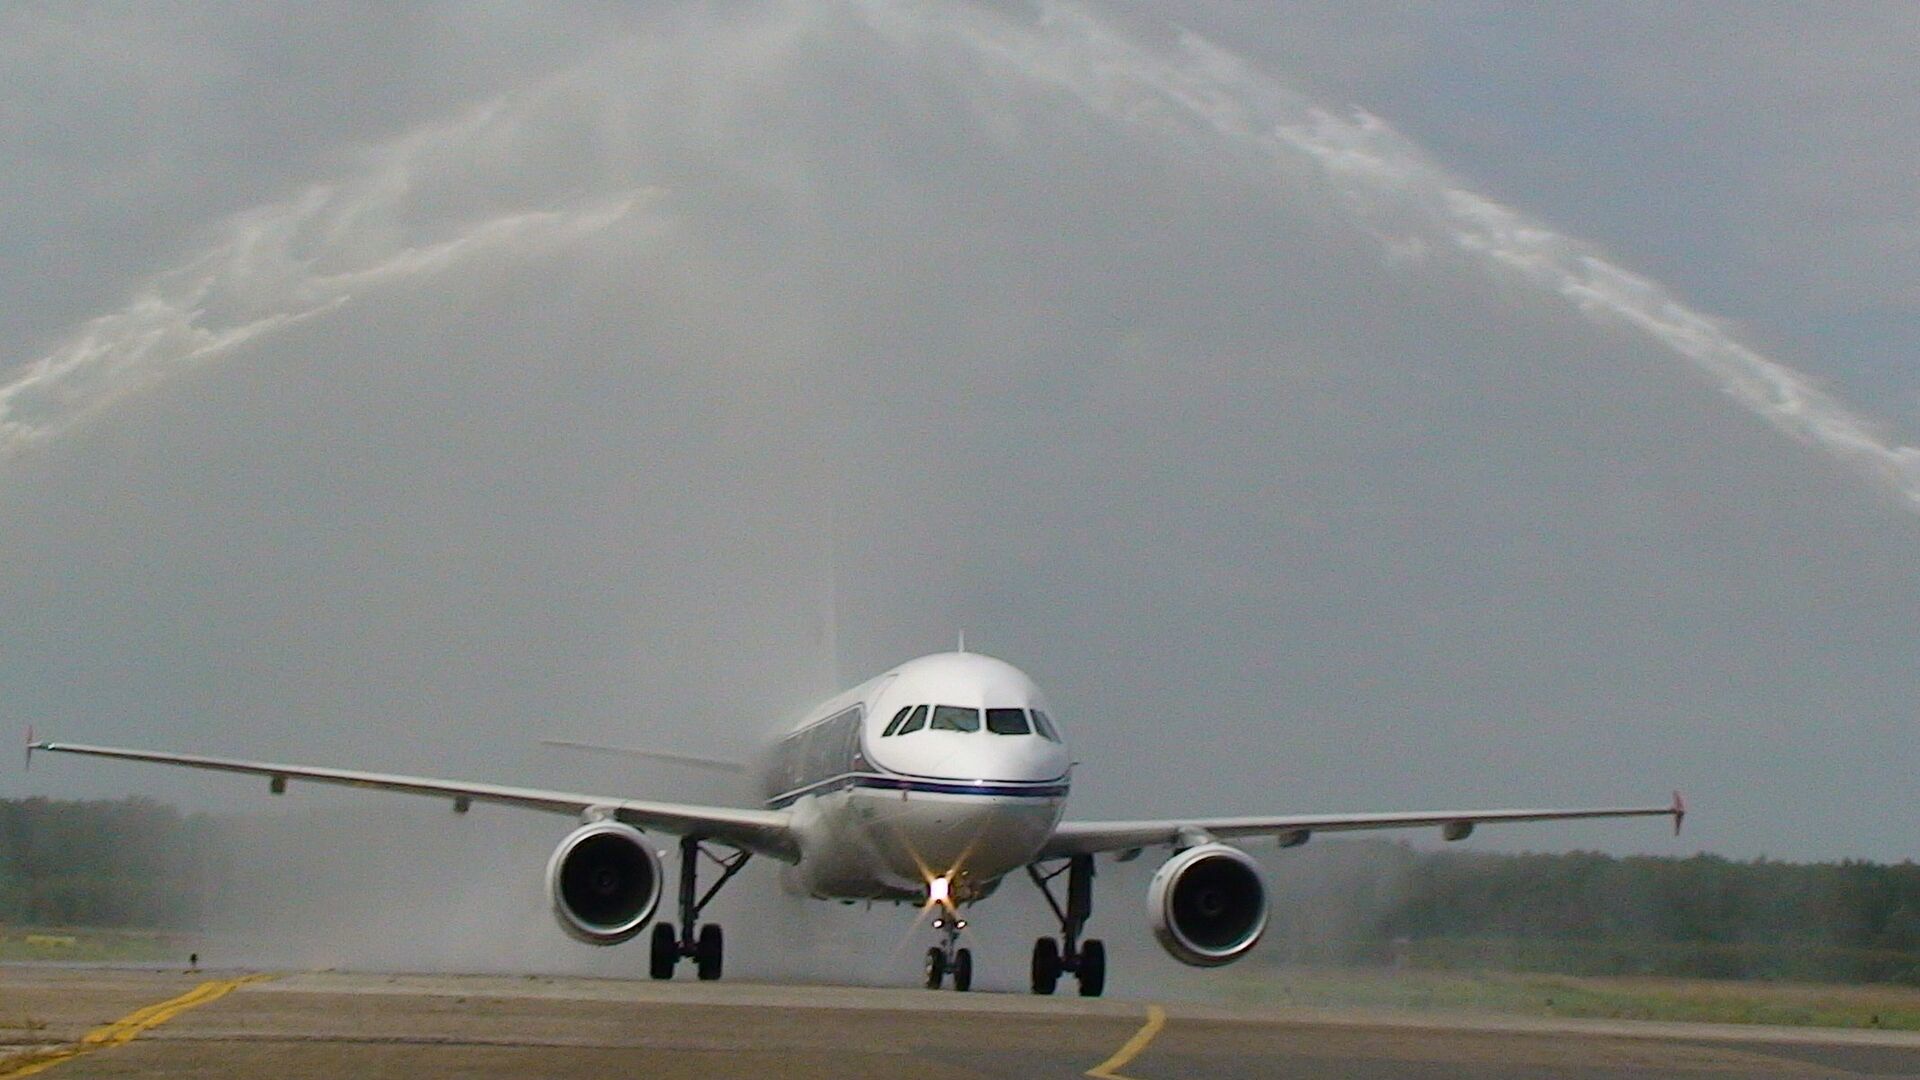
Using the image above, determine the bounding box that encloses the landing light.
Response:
[928,875,952,906]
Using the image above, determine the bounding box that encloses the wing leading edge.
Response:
[1038,793,1685,860]
[28,740,798,862]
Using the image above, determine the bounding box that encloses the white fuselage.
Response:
[762,652,1071,903]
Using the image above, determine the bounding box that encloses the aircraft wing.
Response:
[1037,793,1684,859]
[28,740,799,862]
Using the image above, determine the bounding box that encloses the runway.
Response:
[5,968,1920,1079]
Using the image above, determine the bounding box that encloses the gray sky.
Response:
[4,1,1918,872]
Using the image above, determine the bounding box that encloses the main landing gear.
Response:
[924,911,973,991]
[1027,854,1106,997]
[650,835,750,981]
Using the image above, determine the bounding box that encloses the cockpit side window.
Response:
[895,704,929,735]
[1030,709,1060,742]
[930,705,981,732]
[985,707,1031,735]
[882,705,915,737]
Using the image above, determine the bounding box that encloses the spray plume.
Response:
[3,2,1914,509]
[0,94,651,459]
[868,2,1920,508]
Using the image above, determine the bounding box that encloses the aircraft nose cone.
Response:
[869,731,1070,785]
[886,789,1064,885]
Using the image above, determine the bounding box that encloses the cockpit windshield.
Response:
[929,705,981,732]
[881,704,1053,737]
[984,707,1030,735]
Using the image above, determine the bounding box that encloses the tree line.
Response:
[1262,841,1920,984]
[3,797,1917,983]
[0,797,218,928]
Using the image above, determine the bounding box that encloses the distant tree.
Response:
[1,798,1917,985]
[0,797,208,928]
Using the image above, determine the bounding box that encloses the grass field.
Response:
[0,926,191,964]
[1187,965,1920,1030]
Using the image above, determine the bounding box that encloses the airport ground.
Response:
[5,967,1920,1079]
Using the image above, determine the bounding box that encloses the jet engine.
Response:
[1146,843,1268,966]
[545,821,662,945]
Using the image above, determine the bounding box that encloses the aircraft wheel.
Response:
[924,946,946,990]
[695,924,724,981]
[952,948,973,992]
[1077,939,1106,998]
[649,923,677,980]
[1030,937,1060,995]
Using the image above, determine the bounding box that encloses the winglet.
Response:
[24,725,34,773]
[1671,790,1686,835]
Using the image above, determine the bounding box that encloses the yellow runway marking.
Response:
[0,973,274,1078]
[1086,1003,1167,1080]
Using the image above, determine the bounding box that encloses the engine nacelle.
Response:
[1147,843,1268,967]
[545,821,662,945]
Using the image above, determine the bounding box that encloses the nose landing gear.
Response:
[924,912,973,991]
[1027,853,1106,996]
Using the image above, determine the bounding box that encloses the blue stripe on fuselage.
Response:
[765,772,1069,810]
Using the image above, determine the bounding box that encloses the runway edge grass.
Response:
[0,927,189,965]
[1186,966,1920,1031]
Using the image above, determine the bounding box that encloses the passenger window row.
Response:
[881,704,1060,741]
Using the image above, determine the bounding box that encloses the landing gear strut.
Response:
[1027,854,1106,997]
[924,911,973,991]
[650,835,750,981]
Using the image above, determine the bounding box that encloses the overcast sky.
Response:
[5,0,1918,882]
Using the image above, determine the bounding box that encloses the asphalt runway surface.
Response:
[5,968,1920,1079]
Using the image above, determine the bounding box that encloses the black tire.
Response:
[1030,937,1060,995]
[649,923,677,980]
[695,924,724,981]
[924,946,946,990]
[952,948,973,992]
[1077,939,1107,998]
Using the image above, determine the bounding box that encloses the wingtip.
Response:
[1671,789,1686,835]
[23,724,33,773]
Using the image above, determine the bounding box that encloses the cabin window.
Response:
[882,705,915,737]
[1030,709,1060,742]
[929,705,981,732]
[807,717,839,779]
[777,704,863,795]
[895,704,928,735]
[830,708,862,770]
[985,707,1031,735]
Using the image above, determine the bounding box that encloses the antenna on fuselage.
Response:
[957,629,966,653]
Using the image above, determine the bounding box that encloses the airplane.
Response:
[27,650,1683,995]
